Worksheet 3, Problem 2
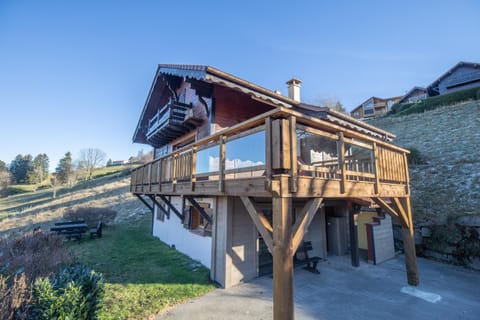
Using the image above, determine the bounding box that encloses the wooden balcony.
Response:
[132,107,410,199]
[146,99,200,147]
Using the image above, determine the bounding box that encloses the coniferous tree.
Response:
[28,154,49,184]
[56,152,75,185]
[9,154,33,183]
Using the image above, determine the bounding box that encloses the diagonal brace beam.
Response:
[159,195,184,220]
[371,197,405,227]
[391,197,411,229]
[240,196,274,254]
[291,198,323,254]
[185,196,213,225]
[135,194,153,213]
[148,195,170,219]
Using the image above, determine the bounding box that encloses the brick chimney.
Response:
[286,78,302,102]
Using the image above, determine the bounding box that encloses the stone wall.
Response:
[368,100,480,268]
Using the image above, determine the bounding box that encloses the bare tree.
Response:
[317,97,347,114]
[77,148,107,180]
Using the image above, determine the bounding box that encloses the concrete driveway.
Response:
[156,255,480,319]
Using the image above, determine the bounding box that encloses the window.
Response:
[156,199,169,222]
[183,202,212,236]
[363,99,374,115]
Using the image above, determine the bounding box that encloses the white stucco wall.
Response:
[152,196,212,268]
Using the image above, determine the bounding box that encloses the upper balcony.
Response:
[132,107,410,199]
[146,99,202,147]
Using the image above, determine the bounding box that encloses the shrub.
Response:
[63,207,117,227]
[0,231,74,282]
[406,147,427,165]
[33,264,104,320]
[397,86,480,116]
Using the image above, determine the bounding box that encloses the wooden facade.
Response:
[350,96,402,119]
[131,65,419,320]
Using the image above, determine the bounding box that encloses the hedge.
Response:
[389,85,480,116]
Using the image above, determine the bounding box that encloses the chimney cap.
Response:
[286,78,302,85]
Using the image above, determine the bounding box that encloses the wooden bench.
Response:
[294,240,321,274]
[51,221,88,241]
[89,221,103,238]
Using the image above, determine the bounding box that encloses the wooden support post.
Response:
[172,155,177,192]
[372,143,380,195]
[219,135,226,192]
[400,197,419,286]
[272,196,293,320]
[265,117,272,179]
[403,153,411,195]
[289,116,298,193]
[191,147,197,191]
[148,163,152,192]
[348,203,360,267]
[337,132,346,194]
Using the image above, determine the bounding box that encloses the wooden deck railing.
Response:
[131,107,410,197]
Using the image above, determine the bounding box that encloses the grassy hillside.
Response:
[0,164,215,319]
[368,100,480,224]
[0,165,146,238]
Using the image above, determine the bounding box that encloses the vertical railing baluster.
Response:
[219,135,226,192]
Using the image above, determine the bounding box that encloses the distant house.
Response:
[397,87,427,104]
[427,61,480,96]
[109,160,127,166]
[350,96,402,119]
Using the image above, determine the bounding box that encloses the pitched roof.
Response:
[133,64,396,144]
[397,86,427,104]
[426,61,480,94]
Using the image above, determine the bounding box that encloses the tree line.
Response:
[0,148,107,194]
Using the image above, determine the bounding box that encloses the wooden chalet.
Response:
[131,64,419,320]
[350,96,402,119]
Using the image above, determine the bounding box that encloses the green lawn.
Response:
[70,217,215,320]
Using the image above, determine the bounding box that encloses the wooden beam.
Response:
[402,225,419,286]
[391,197,410,229]
[337,132,346,194]
[290,198,323,254]
[289,116,298,193]
[159,195,184,220]
[372,142,380,195]
[371,197,401,223]
[191,146,197,191]
[135,194,153,212]
[155,198,170,219]
[265,117,272,179]
[240,196,273,254]
[185,196,213,225]
[400,196,419,286]
[272,196,293,320]
[218,135,226,192]
[349,203,360,267]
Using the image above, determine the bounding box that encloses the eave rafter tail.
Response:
[291,198,323,254]
[240,196,274,254]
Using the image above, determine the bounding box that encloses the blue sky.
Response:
[1,0,479,171]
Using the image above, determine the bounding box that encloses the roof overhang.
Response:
[133,64,397,145]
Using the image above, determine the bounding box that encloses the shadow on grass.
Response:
[0,195,142,239]
[1,173,131,215]
[69,216,213,286]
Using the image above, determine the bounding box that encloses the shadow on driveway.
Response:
[156,255,480,320]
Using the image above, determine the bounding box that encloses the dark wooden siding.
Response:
[213,85,274,132]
